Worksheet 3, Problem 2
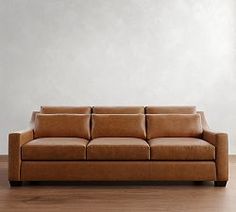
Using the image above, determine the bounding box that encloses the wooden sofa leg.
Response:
[214,181,227,187]
[9,181,22,187]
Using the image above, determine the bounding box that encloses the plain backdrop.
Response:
[0,0,235,154]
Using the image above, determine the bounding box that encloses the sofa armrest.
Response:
[8,129,34,181]
[203,130,228,181]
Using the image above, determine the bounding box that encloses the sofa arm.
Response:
[8,129,34,181]
[203,130,228,181]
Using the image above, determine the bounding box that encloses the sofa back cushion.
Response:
[92,106,144,114]
[40,106,91,114]
[146,106,196,114]
[147,114,202,139]
[92,114,146,139]
[34,114,90,139]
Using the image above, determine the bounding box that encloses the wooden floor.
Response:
[0,157,236,212]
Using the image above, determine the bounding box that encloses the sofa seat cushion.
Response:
[22,138,89,161]
[148,138,215,161]
[87,138,150,160]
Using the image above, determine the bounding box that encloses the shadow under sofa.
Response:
[8,106,228,187]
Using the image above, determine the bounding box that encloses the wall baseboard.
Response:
[1,154,236,162]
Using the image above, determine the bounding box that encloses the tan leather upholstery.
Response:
[8,106,227,184]
[87,138,149,160]
[93,106,144,114]
[147,114,203,139]
[146,106,196,114]
[21,161,216,181]
[22,138,88,161]
[92,114,146,139]
[149,161,216,181]
[148,138,215,160]
[34,114,90,139]
[40,106,91,114]
[8,129,34,181]
[203,130,228,181]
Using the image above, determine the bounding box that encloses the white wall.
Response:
[0,0,235,154]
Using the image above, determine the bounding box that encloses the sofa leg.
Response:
[9,181,22,187]
[214,181,227,187]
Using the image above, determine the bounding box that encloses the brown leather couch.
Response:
[8,106,228,187]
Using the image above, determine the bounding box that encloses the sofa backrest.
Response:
[92,106,144,114]
[91,114,146,139]
[146,106,196,114]
[146,114,202,139]
[31,105,204,140]
[34,114,90,139]
[40,106,91,114]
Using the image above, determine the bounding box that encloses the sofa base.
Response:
[20,161,216,181]
[9,181,22,187]
[10,180,218,186]
[214,181,227,187]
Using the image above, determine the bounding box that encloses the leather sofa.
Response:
[8,106,228,187]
